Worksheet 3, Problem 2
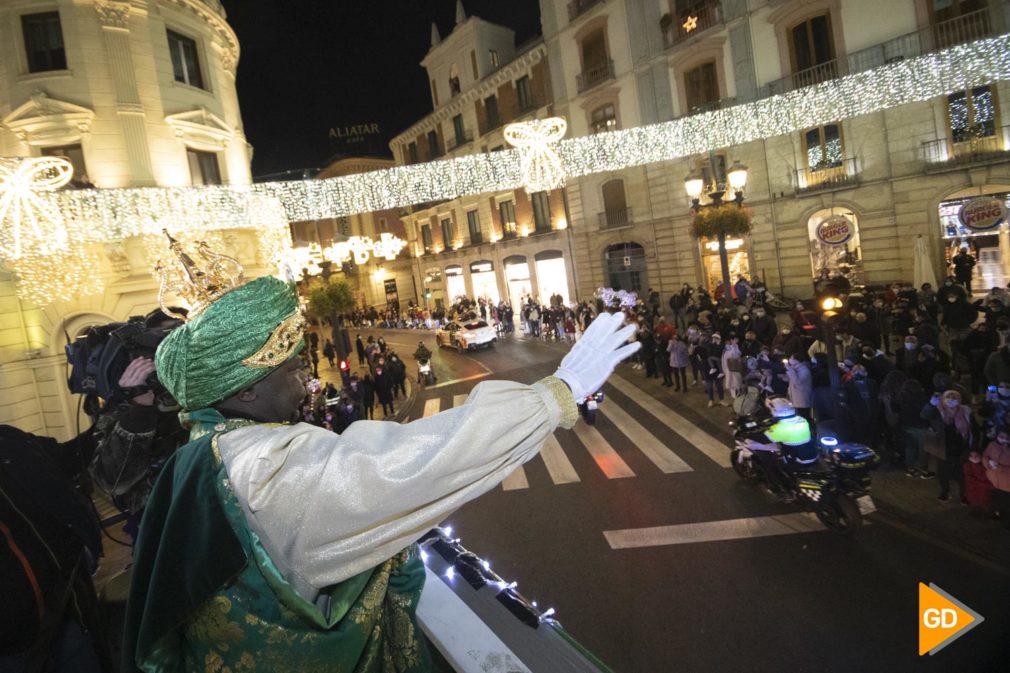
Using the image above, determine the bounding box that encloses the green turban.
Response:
[155,276,304,410]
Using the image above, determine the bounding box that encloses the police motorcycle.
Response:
[576,391,605,425]
[417,358,435,387]
[729,397,879,534]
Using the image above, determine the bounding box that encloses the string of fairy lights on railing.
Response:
[2,33,1009,304]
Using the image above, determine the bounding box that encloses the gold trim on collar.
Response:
[241,312,306,369]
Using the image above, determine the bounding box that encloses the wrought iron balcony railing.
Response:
[794,157,859,193]
[598,207,633,229]
[447,131,473,151]
[662,3,722,49]
[921,125,1008,168]
[576,59,615,94]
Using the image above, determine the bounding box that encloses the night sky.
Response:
[222,0,542,179]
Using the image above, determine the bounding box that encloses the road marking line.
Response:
[599,403,693,474]
[426,372,491,390]
[452,394,468,408]
[541,434,580,484]
[423,398,441,417]
[603,513,825,549]
[609,375,732,467]
[501,466,529,491]
[572,424,636,479]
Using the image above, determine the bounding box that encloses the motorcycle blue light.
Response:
[820,436,838,447]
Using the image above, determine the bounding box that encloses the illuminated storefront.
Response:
[445,264,466,302]
[504,255,532,309]
[534,250,570,305]
[700,238,748,294]
[807,207,863,285]
[939,191,1010,292]
[469,260,500,304]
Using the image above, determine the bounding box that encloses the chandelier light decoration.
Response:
[284,233,409,279]
[1,34,1008,304]
[0,157,74,259]
[503,116,568,193]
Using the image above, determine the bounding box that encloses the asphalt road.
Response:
[381,328,1010,673]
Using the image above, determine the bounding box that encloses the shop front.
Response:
[604,243,647,293]
[504,255,532,309]
[445,264,466,302]
[534,250,570,306]
[469,260,500,304]
[807,208,864,291]
[423,267,445,310]
[699,237,748,295]
[938,191,1010,293]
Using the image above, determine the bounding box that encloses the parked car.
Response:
[436,319,497,352]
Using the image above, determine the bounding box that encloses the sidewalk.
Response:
[613,362,1010,567]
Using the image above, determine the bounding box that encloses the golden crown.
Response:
[155,230,244,321]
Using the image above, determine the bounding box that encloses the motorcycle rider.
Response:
[413,341,435,384]
[744,397,820,499]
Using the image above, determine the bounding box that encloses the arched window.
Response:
[807,207,862,283]
[601,179,629,228]
[604,242,646,292]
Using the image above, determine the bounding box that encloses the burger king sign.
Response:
[958,197,1008,232]
[816,215,854,246]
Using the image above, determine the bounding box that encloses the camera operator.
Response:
[0,425,112,672]
[82,310,188,542]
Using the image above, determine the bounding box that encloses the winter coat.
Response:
[963,460,992,508]
[751,315,778,345]
[941,300,978,330]
[786,363,813,409]
[721,344,743,391]
[361,379,376,406]
[982,440,1010,491]
[668,340,690,368]
[373,370,393,404]
[984,349,1010,386]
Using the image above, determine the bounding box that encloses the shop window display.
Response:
[807,208,863,288]
[938,193,1010,292]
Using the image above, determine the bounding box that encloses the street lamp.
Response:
[819,295,844,394]
[685,161,748,307]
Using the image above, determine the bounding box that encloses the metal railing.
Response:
[577,59,615,94]
[763,59,839,97]
[794,157,859,193]
[686,96,737,116]
[447,131,473,151]
[598,207,633,229]
[662,3,722,49]
[567,0,605,22]
[921,125,1008,167]
[847,8,993,74]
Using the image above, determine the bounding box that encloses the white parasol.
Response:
[913,234,939,288]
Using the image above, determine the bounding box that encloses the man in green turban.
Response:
[123,273,639,673]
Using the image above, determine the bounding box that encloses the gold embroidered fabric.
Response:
[241,311,306,369]
[536,375,579,429]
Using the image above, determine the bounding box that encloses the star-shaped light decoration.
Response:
[503,117,568,193]
[683,15,699,32]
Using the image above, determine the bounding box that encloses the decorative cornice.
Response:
[160,0,240,71]
[391,43,546,146]
[95,0,132,30]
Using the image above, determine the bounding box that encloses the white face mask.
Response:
[904,342,916,350]
[945,399,960,409]
[781,329,790,335]
[969,454,982,464]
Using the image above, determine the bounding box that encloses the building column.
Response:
[96,1,156,186]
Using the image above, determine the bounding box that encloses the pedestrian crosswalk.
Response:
[409,379,732,490]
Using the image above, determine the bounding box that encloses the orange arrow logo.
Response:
[919,583,984,655]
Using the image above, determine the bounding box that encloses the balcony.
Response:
[921,126,1009,170]
[479,113,501,137]
[598,207,633,229]
[662,3,722,49]
[686,96,736,117]
[794,157,859,194]
[577,59,615,94]
[847,8,993,74]
[447,131,473,151]
[567,0,605,22]
[762,59,839,97]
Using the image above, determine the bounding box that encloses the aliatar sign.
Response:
[328,123,381,141]
[958,197,1008,232]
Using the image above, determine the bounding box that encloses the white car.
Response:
[436,319,497,352]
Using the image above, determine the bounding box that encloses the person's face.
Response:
[998,432,1010,446]
[788,357,799,368]
[227,357,308,424]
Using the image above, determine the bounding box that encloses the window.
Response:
[499,200,517,237]
[516,76,534,112]
[948,86,997,142]
[467,210,482,244]
[601,179,629,227]
[581,29,608,72]
[427,130,441,158]
[420,224,433,250]
[700,153,727,191]
[441,217,455,248]
[803,124,843,171]
[684,61,719,113]
[22,12,66,73]
[452,114,466,147]
[42,145,87,184]
[591,104,617,134]
[489,49,500,69]
[484,95,500,131]
[449,64,461,96]
[789,15,835,82]
[532,192,551,231]
[187,149,221,185]
[167,30,205,89]
[407,141,418,164]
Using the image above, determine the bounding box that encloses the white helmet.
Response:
[766,396,796,418]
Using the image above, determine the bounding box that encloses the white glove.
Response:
[554,312,640,400]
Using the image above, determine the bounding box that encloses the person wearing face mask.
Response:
[849,312,880,348]
[841,364,878,446]
[982,427,1010,526]
[951,247,977,296]
[750,307,777,345]
[921,389,974,502]
[693,333,726,407]
[896,336,920,376]
[740,330,761,358]
[785,353,814,421]
[937,276,967,304]
[918,283,938,318]
[861,345,894,382]
[980,381,1010,437]
[940,292,978,344]
[772,326,802,358]
[963,448,992,514]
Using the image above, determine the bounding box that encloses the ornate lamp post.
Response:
[686,160,749,308]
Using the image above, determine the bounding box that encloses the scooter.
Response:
[417,358,435,387]
[577,391,605,425]
[729,414,879,535]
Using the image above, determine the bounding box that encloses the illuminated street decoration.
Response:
[503,116,568,193]
[683,15,698,32]
[0,157,74,259]
[1,33,1008,303]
